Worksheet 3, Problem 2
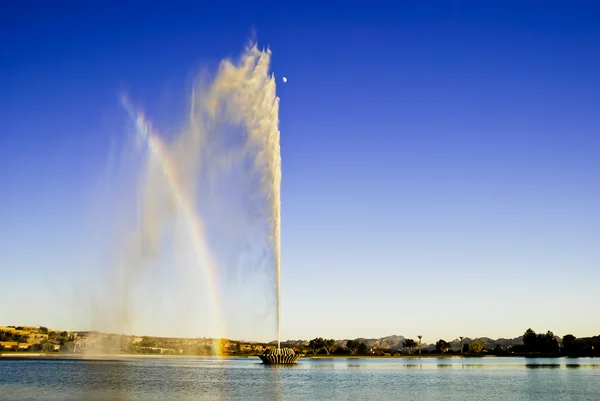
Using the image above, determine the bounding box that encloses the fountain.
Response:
[115,43,289,359]
[259,347,300,364]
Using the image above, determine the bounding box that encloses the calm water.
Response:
[1,357,599,400]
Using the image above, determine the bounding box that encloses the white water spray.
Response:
[100,43,283,348]
[204,44,282,348]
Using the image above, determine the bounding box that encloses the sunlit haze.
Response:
[1,2,599,343]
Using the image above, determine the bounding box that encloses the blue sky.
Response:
[1,1,599,342]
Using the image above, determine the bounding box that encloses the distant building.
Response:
[27,333,49,344]
[0,327,16,332]
[0,342,30,350]
[140,346,175,354]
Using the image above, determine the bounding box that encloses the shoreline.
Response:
[0,353,260,360]
[1,353,592,360]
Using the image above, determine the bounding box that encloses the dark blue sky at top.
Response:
[1,1,599,338]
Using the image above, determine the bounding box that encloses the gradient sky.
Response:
[1,1,599,343]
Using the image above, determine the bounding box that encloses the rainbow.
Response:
[121,94,225,354]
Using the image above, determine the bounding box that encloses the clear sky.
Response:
[1,1,599,343]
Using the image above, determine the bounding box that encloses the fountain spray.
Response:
[205,45,282,349]
[112,44,283,349]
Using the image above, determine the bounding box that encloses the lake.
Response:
[1,356,599,400]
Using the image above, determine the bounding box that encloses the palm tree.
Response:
[417,335,422,356]
[460,336,464,355]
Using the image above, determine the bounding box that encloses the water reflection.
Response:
[566,363,600,369]
[262,363,300,369]
[405,364,422,369]
[526,364,560,369]
[437,364,453,368]
[266,364,283,401]
[77,360,137,400]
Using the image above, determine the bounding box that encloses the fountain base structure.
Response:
[259,347,300,364]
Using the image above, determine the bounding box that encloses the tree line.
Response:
[308,338,369,355]
[516,329,599,357]
[305,329,600,357]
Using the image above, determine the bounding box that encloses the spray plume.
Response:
[120,95,225,353]
[204,44,282,348]
[108,44,282,348]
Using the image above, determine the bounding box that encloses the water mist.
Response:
[101,44,283,349]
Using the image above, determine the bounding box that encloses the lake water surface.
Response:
[1,356,599,400]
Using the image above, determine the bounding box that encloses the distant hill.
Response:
[341,335,406,350]
[281,335,406,350]
[281,339,309,346]
[438,336,524,351]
